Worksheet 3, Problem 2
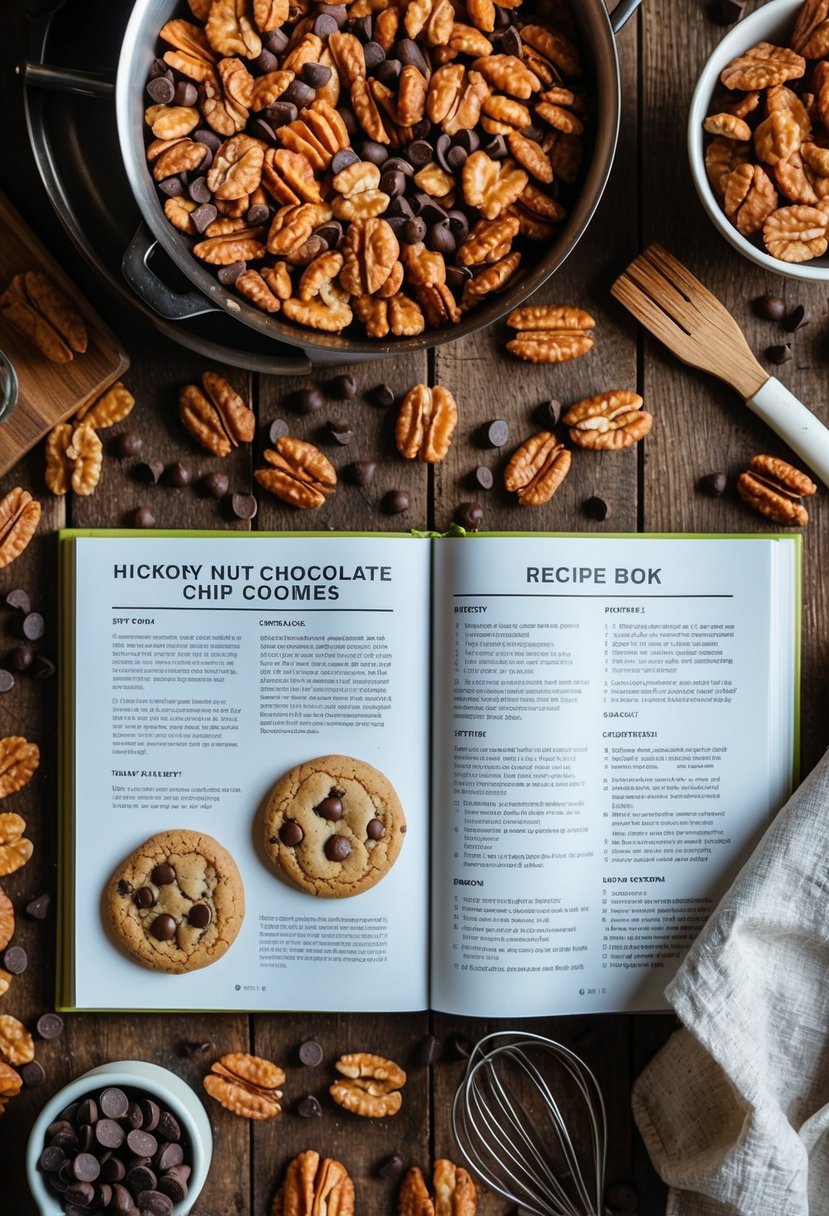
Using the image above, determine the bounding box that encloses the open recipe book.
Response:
[57,530,799,1015]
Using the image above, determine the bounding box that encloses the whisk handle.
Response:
[747,377,829,489]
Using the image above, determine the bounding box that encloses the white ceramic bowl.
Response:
[26,1060,213,1216]
[688,0,829,281]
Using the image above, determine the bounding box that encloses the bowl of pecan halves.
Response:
[115,0,634,358]
[690,0,829,279]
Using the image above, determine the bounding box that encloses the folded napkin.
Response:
[632,748,829,1216]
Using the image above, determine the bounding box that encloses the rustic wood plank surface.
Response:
[1,1,827,1214]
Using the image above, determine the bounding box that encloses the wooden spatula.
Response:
[611,243,829,487]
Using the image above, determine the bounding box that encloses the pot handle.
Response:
[122,224,224,321]
[610,0,643,34]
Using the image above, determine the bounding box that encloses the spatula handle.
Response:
[747,377,829,488]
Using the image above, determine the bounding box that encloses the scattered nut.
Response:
[504,431,571,506]
[330,1051,406,1118]
[271,1151,354,1216]
[0,489,41,569]
[736,453,816,525]
[505,305,596,364]
[204,1052,285,1119]
[564,391,652,450]
[395,385,458,462]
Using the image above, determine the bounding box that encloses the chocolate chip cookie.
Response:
[105,829,245,973]
[263,755,407,898]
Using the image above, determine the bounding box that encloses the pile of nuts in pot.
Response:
[144,0,588,339]
[704,0,829,263]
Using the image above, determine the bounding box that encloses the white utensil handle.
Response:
[747,377,829,488]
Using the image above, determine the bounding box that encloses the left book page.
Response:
[60,533,431,1012]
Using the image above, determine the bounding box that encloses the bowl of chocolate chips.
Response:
[26,1059,212,1216]
[116,0,642,361]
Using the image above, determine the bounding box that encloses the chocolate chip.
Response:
[325,417,353,445]
[396,37,429,75]
[538,398,562,427]
[473,466,494,491]
[250,117,278,146]
[412,1033,443,1065]
[139,1099,161,1131]
[126,1164,157,1193]
[455,502,484,531]
[11,644,32,672]
[301,62,331,91]
[366,818,385,840]
[360,138,389,167]
[330,147,360,175]
[217,262,248,289]
[426,220,456,255]
[296,1094,323,1118]
[501,25,522,56]
[188,173,211,205]
[698,471,728,496]
[6,588,30,614]
[295,386,326,413]
[483,134,508,159]
[31,652,55,681]
[157,1111,180,1143]
[115,429,143,459]
[380,168,406,199]
[408,139,433,166]
[135,461,164,485]
[313,11,339,36]
[151,862,176,885]
[253,47,278,74]
[584,495,612,521]
[3,945,27,974]
[367,383,395,408]
[146,76,175,104]
[37,1011,64,1039]
[187,903,211,928]
[323,373,356,401]
[73,1152,101,1183]
[110,1180,135,1210]
[65,1180,96,1206]
[150,915,177,942]
[753,292,786,322]
[445,265,471,294]
[230,491,258,520]
[246,202,270,226]
[137,1188,173,1216]
[324,834,351,861]
[708,0,744,25]
[284,78,316,107]
[26,892,50,919]
[486,419,509,447]
[117,880,133,898]
[383,489,411,515]
[765,343,792,364]
[173,81,198,107]
[375,58,402,86]
[343,460,374,489]
[21,1059,45,1087]
[179,1039,212,1058]
[351,12,372,38]
[318,3,347,24]
[133,506,156,529]
[784,303,811,332]
[376,1153,405,1179]
[156,1142,184,1172]
[263,27,289,53]
[403,216,427,244]
[157,175,184,196]
[102,1158,127,1184]
[22,611,45,641]
[193,128,221,152]
[39,1146,66,1172]
[316,796,344,821]
[163,462,190,488]
[156,1164,191,1202]
[191,202,218,233]
[316,221,343,249]
[298,1038,324,1066]
[96,1119,126,1150]
[279,819,304,845]
[100,1088,130,1119]
[0,670,14,694]
[127,1129,158,1158]
[387,195,414,221]
[263,100,297,127]
[363,40,386,71]
[199,471,230,499]
[267,419,290,446]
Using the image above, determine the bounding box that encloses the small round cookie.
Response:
[105,829,245,973]
[264,755,407,898]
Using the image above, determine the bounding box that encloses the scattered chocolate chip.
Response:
[455,501,484,531]
[22,612,45,641]
[3,945,27,975]
[698,471,728,496]
[135,461,164,485]
[376,1153,405,1179]
[163,462,190,488]
[115,429,143,459]
[753,292,786,322]
[296,1094,323,1118]
[367,383,395,409]
[784,303,811,332]
[230,492,258,520]
[765,343,792,365]
[294,386,326,413]
[584,495,612,521]
[25,893,50,919]
[37,1012,64,1039]
[383,489,411,515]
[486,419,509,447]
[473,466,494,491]
[324,834,351,862]
[0,669,14,694]
[193,128,221,152]
[604,1181,639,1213]
[412,1033,443,1066]
[279,819,304,846]
[326,373,357,400]
[403,216,427,244]
[179,1039,212,1058]
[132,506,156,529]
[11,644,33,672]
[501,25,522,56]
[708,0,744,25]
[21,1060,45,1087]
[268,418,290,443]
[445,1031,474,1060]
[31,653,57,681]
[298,1039,324,1067]
[199,471,230,499]
[325,416,353,445]
[346,460,376,487]
[6,588,31,614]
[538,398,563,427]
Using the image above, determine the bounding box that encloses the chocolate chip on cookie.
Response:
[264,755,407,898]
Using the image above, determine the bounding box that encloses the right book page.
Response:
[429,534,799,1018]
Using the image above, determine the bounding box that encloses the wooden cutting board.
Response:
[0,192,129,477]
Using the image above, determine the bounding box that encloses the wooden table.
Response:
[2,1,827,1212]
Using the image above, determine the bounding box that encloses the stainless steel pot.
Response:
[116,0,643,365]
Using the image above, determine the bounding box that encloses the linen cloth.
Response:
[631,748,829,1216]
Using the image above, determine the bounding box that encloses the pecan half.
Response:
[720,43,806,92]
[76,381,136,429]
[0,1015,34,1068]
[705,136,752,198]
[272,1151,355,1216]
[0,891,14,954]
[255,436,337,507]
[0,812,33,878]
[506,305,595,364]
[65,425,104,496]
[763,203,828,261]
[462,151,528,219]
[0,738,39,799]
[204,1052,284,1119]
[736,454,816,526]
[329,1051,406,1117]
[340,217,399,296]
[396,385,458,462]
[723,163,778,236]
[0,489,41,568]
[504,431,571,506]
[179,372,255,456]
[398,1161,478,1216]
[565,390,652,450]
[206,0,262,58]
[0,272,87,364]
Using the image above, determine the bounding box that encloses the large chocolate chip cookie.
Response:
[263,755,407,898]
[105,829,245,973]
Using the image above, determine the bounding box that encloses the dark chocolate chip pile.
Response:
[37,1085,191,1214]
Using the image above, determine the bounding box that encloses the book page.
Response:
[430,535,797,1017]
[64,534,431,1012]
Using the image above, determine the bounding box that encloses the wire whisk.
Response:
[451,1031,607,1216]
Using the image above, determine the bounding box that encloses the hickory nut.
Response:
[179,371,256,456]
[505,305,595,364]
[564,390,652,450]
[398,1160,478,1216]
[204,1051,285,1119]
[329,1051,406,1117]
[255,436,337,508]
[0,736,40,799]
[271,1151,355,1216]
[736,454,817,526]
[396,385,458,463]
[0,812,33,879]
[504,431,571,506]
[0,488,41,569]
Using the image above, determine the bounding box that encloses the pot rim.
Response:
[116,0,622,356]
